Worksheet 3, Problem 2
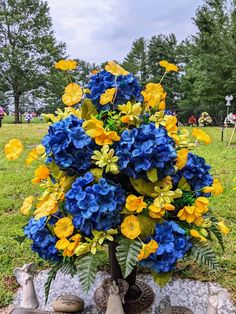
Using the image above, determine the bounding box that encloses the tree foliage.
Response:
[178,0,236,124]
[0,0,66,122]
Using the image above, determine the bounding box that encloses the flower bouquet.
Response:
[198,112,212,126]
[4,60,229,309]
[224,113,236,125]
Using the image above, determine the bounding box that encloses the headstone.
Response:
[52,294,84,313]
[162,306,193,314]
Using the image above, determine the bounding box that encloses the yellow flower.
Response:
[217,221,230,235]
[138,239,158,260]
[163,115,179,143]
[34,196,58,219]
[192,128,211,145]
[125,195,147,213]
[178,129,191,148]
[118,102,142,125]
[153,185,182,208]
[148,204,165,219]
[32,165,50,184]
[195,197,209,213]
[203,178,223,196]
[91,145,119,174]
[62,83,83,106]
[141,83,165,109]
[176,148,189,170]
[177,197,209,226]
[159,60,178,72]
[100,88,116,105]
[121,215,141,240]
[4,139,23,160]
[55,238,71,250]
[25,145,45,166]
[54,59,77,71]
[25,148,38,166]
[105,61,129,76]
[54,217,74,239]
[62,234,82,257]
[190,229,207,241]
[20,196,34,215]
[83,118,120,145]
[148,203,175,219]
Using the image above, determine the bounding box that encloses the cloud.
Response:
[47,0,203,63]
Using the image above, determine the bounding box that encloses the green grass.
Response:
[2,115,45,124]
[0,123,235,307]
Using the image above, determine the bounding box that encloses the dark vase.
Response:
[94,241,154,314]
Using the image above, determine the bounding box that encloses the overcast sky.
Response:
[47,0,204,64]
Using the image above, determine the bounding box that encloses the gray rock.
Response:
[52,294,84,313]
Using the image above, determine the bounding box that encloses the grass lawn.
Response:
[0,122,235,307]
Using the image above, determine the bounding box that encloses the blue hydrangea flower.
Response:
[87,70,143,111]
[24,217,61,261]
[65,172,126,235]
[140,221,192,273]
[115,123,176,179]
[172,152,213,196]
[42,115,95,172]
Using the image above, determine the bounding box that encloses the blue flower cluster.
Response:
[24,217,61,261]
[115,123,176,179]
[65,172,126,236]
[87,70,143,111]
[42,115,95,172]
[140,221,192,273]
[173,153,213,196]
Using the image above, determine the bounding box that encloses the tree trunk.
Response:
[14,92,21,123]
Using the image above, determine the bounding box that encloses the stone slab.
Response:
[13,270,236,314]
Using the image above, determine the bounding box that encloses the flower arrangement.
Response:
[198,112,212,126]
[4,59,229,298]
[224,113,236,125]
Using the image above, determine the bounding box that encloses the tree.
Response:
[122,37,148,84]
[178,0,236,124]
[0,0,66,123]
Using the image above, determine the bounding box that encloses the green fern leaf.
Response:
[77,253,100,292]
[116,238,142,278]
[209,224,225,251]
[191,240,218,269]
[44,263,62,304]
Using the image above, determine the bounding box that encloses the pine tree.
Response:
[0,0,66,123]
[122,37,148,84]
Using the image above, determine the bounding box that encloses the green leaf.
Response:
[138,215,156,238]
[77,253,101,292]
[190,240,219,269]
[44,263,62,304]
[178,177,191,191]
[151,271,173,287]
[130,177,156,197]
[81,99,98,120]
[147,168,158,183]
[209,224,225,251]
[116,238,142,278]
